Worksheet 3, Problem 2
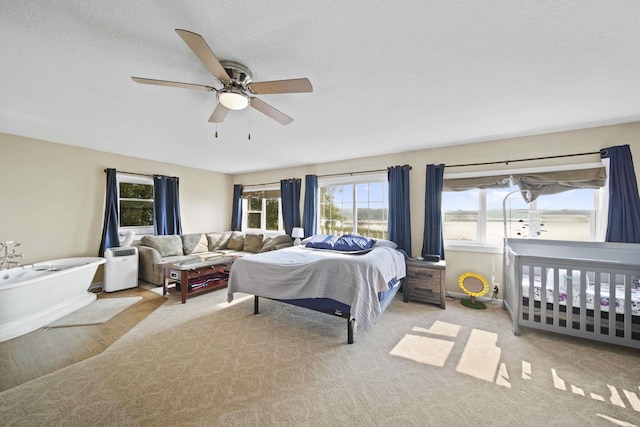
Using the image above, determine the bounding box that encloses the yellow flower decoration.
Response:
[458,272,489,297]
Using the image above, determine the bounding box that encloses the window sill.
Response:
[444,243,503,254]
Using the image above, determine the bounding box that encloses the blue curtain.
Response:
[422,164,445,260]
[99,168,120,256]
[387,165,412,253]
[601,145,640,243]
[302,175,318,237]
[230,184,243,231]
[281,178,301,235]
[154,175,182,235]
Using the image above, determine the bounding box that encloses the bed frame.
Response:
[253,279,402,344]
[503,238,640,349]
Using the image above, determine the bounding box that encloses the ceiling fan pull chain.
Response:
[248,106,252,140]
[215,123,218,139]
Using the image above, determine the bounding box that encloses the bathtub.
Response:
[0,257,106,342]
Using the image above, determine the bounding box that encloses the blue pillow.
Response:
[305,234,338,249]
[333,235,375,252]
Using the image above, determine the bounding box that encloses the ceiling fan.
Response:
[132,29,312,125]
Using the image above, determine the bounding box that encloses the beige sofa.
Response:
[134,231,293,286]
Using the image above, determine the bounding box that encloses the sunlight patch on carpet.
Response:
[455,329,501,383]
[390,334,454,367]
[522,361,532,380]
[622,389,640,412]
[496,363,511,389]
[412,320,460,338]
[595,413,638,426]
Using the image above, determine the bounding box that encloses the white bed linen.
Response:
[521,272,640,315]
[227,245,406,330]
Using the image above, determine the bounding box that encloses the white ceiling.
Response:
[2,1,640,175]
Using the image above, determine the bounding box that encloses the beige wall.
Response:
[0,133,232,267]
[233,122,640,296]
[2,122,639,295]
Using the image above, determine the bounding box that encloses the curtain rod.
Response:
[104,168,153,178]
[319,165,411,179]
[242,178,301,187]
[446,150,603,168]
[242,165,412,188]
[104,169,179,179]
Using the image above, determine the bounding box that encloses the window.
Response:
[241,188,283,232]
[318,174,388,239]
[117,173,154,236]
[442,167,606,246]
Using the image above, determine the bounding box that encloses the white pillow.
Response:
[372,239,398,249]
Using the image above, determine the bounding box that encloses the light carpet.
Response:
[44,296,143,328]
[2,290,639,426]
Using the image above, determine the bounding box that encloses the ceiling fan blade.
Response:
[175,29,231,83]
[208,103,230,123]
[250,97,293,125]
[131,77,216,92]
[249,78,313,94]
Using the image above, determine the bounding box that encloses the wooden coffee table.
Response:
[162,257,236,303]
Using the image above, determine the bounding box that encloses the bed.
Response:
[503,238,640,349]
[227,236,406,344]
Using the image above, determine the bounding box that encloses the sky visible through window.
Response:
[444,185,594,211]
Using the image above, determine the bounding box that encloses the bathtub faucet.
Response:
[0,241,23,270]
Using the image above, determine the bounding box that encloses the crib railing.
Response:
[504,248,640,349]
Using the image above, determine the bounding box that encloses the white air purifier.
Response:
[104,247,139,292]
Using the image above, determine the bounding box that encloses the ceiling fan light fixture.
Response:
[219,88,249,110]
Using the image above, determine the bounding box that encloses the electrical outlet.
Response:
[493,285,499,295]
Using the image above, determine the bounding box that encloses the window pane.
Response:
[120,200,154,227]
[248,197,262,211]
[444,210,478,242]
[319,185,348,235]
[117,174,154,234]
[248,212,261,229]
[533,189,594,241]
[265,199,279,231]
[443,173,598,245]
[355,182,388,239]
[319,179,388,238]
[120,182,153,199]
[497,185,529,242]
[537,211,592,241]
[443,189,479,242]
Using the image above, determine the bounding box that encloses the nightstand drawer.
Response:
[405,282,440,304]
[406,280,440,293]
[404,279,440,295]
[406,266,441,286]
[404,259,446,309]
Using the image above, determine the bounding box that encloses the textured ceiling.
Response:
[2,1,640,174]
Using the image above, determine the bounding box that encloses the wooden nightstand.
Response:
[403,259,446,308]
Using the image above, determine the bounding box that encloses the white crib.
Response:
[503,238,640,349]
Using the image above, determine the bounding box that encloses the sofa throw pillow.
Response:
[226,232,245,251]
[181,233,208,255]
[259,234,293,253]
[243,234,264,253]
[140,235,183,257]
[206,232,232,251]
